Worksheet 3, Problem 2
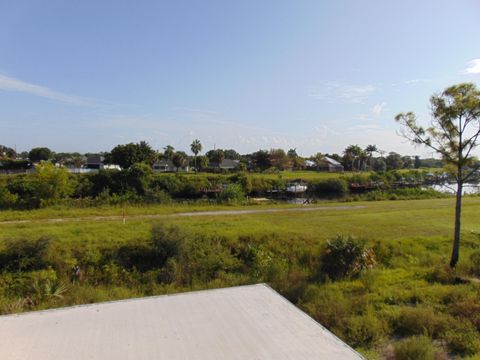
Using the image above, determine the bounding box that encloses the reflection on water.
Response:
[427,183,480,195]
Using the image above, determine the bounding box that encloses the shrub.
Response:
[0,187,18,209]
[0,237,51,271]
[469,250,480,276]
[151,224,184,264]
[426,265,457,284]
[219,184,245,203]
[178,235,241,285]
[115,244,160,272]
[393,306,449,337]
[448,298,480,330]
[320,235,376,280]
[442,321,480,356]
[301,286,353,336]
[308,178,348,195]
[394,336,435,360]
[345,312,388,347]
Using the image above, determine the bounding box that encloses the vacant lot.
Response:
[1,197,480,358]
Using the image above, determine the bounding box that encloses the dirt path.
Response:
[0,205,366,226]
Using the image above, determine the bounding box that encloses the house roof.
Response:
[210,158,240,168]
[324,157,343,167]
[86,155,104,164]
[0,284,363,360]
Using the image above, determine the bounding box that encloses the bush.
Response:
[320,235,376,280]
[448,298,480,330]
[345,312,388,347]
[151,224,184,265]
[442,321,480,356]
[426,265,457,284]
[0,186,18,209]
[469,250,480,276]
[394,336,435,360]
[393,306,449,337]
[308,178,348,195]
[301,286,357,337]
[0,237,52,271]
[219,184,245,203]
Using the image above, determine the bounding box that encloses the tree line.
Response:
[1,141,443,173]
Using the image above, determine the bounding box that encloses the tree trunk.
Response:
[450,180,463,268]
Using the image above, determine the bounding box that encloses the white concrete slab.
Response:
[0,284,363,360]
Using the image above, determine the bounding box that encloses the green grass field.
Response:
[1,197,480,358]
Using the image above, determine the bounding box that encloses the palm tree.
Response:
[190,139,202,171]
[163,145,175,161]
[343,145,363,171]
[365,145,378,170]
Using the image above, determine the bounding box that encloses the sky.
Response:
[1,0,479,157]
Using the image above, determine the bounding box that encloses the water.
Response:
[426,183,480,195]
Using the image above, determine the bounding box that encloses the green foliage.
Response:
[151,224,184,264]
[0,237,51,271]
[443,321,480,356]
[0,198,479,356]
[34,162,74,206]
[320,235,376,280]
[107,141,156,169]
[393,336,435,360]
[308,178,348,195]
[469,250,480,276]
[344,312,387,347]
[219,184,245,203]
[0,187,18,209]
[393,306,449,337]
[28,147,52,162]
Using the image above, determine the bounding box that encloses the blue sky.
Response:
[1,0,479,156]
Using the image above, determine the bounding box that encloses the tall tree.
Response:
[385,152,404,170]
[365,145,378,170]
[207,149,225,170]
[395,83,480,267]
[107,142,155,169]
[190,139,202,171]
[269,149,291,170]
[343,145,363,171]
[250,150,271,171]
[0,145,16,159]
[163,145,175,161]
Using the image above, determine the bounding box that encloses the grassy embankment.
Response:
[1,197,480,358]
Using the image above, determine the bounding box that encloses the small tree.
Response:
[395,83,480,267]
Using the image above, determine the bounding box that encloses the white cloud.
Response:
[465,59,480,74]
[372,102,387,116]
[309,82,375,103]
[0,73,92,106]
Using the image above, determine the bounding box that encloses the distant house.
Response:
[153,160,189,172]
[306,157,344,173]
[209,159,240,170]
[86,155,120,171]
[86,155,104,169]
